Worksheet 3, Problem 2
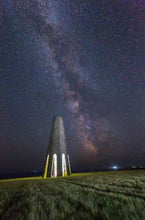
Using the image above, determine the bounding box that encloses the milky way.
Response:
[0,0,145,172]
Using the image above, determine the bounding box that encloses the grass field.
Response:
[0,170,145,220]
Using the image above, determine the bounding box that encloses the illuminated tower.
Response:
[43,116,71,178]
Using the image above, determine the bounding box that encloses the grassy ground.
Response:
[0,170,144,220]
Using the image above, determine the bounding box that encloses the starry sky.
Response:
[0,0,145,173]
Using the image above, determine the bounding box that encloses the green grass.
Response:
[0,170,145,220]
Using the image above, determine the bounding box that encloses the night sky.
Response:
[0,0,145,173]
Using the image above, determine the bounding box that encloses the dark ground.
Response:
[0,170,145,220]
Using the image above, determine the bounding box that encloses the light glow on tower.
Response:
[44,154,49,178]
[62,153,67,176]
[52,154,57,177]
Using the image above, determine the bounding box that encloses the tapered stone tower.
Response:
[43,116,71,178]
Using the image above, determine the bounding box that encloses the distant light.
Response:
[112,166,118,170]
[33,170,37,174]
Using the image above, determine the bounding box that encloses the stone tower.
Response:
[43,116,71,178]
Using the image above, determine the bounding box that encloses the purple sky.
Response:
[0,0,145,173]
